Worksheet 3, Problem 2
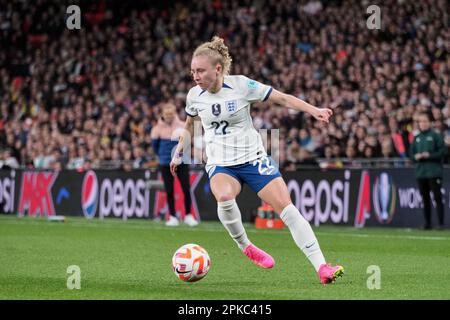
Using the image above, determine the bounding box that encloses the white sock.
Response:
[218,199,251,250]
[280,204,326,272]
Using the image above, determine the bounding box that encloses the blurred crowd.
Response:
[0,0,449,171]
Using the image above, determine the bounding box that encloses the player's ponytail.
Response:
[193,36,232,75]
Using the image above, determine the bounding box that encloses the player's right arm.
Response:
[170,115,196,175]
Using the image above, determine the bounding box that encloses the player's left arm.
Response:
[267,89,333,124]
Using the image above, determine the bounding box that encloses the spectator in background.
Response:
[299,129,315,152]
[389,118,408,158]
[151,103,198,227]
[67,146,87,170]
[345,144,362,168]
[381,140,398,159]
[0,148,19,169]
[132,146,150,169]
[297,148,318,167]
[409,112,447,230]
[286,140,301,166]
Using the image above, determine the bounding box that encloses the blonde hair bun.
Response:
[193,36,232,75]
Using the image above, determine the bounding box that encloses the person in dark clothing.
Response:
[151,103,198,227]
[409,112,447,230]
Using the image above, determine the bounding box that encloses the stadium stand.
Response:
[0,0,449,170]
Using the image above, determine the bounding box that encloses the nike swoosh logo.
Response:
[176,267,191,274]
[305,242,315,249]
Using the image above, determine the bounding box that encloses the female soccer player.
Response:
[170,36,343,284]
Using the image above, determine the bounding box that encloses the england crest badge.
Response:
[226,100,237,113]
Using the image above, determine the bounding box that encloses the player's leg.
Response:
[177,164,198,226]
[210,173,247,248]
[160,165,179,226]
[417,178,432,229]
[257,177,325,269]
[430,177,444,228]
[257,176,343,283]
[210,172,274,268]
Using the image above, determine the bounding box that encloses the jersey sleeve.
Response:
[184,90,198,117]
[239,75,273,103]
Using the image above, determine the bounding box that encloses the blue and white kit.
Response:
[185,75,281,193]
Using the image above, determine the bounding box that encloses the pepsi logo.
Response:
[82,170,98,219]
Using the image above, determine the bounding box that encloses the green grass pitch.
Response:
[0,215,449,299]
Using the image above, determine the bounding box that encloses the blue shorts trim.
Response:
[207,156,282,193]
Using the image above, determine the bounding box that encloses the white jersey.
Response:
[185,75,273,169]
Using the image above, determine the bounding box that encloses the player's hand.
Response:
[313,108,333,124]
[414,153,423,160]
[422,152,430,159]
[170,154,182,176]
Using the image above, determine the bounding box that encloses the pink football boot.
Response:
[318,263,344,284]
[242,244,275,269]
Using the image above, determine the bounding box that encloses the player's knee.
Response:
[217,198,237,212]
[273,200,293,215]
[216,194,235,202]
